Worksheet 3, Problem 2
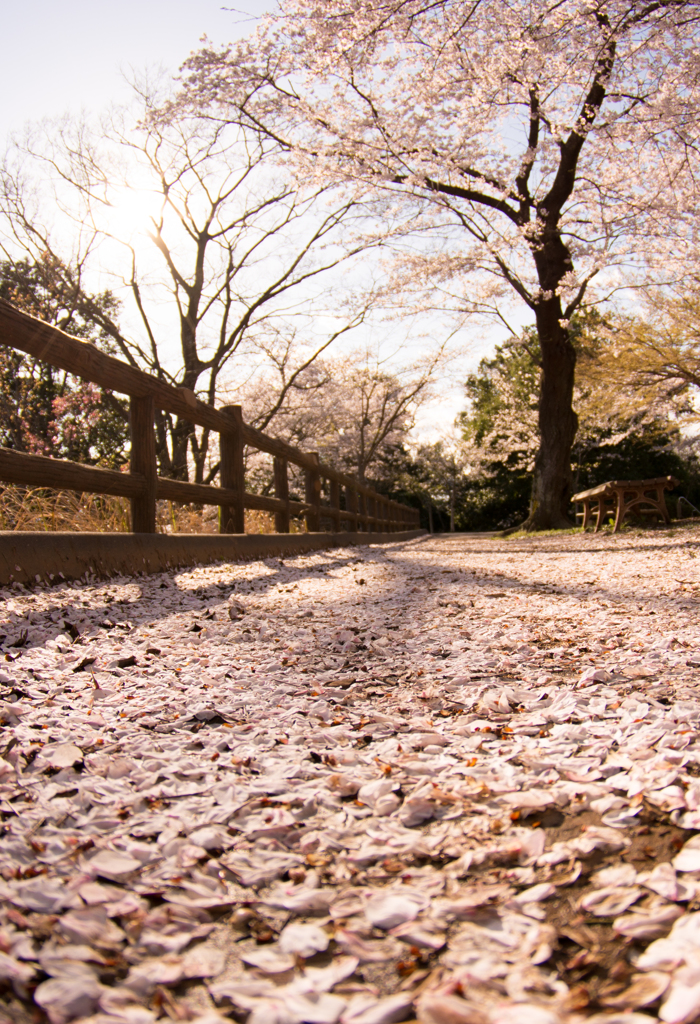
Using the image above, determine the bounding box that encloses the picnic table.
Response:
[572,476,679,533]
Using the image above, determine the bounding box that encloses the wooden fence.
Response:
[0,299,420,535]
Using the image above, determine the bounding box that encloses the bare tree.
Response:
[0,75,382,482]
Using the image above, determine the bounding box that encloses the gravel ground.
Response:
[1,526,700,1024]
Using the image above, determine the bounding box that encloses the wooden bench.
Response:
[572,476,679,533]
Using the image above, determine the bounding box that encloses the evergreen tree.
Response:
[458,316,700,530]
[0,257,129,467]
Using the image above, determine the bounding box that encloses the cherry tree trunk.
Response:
[526,308,578,531]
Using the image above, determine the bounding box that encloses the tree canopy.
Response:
[597,290,700,399]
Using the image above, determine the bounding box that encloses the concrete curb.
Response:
[0,530,428,586]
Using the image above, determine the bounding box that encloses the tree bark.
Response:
[525,302,578,531]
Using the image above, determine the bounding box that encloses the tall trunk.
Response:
[169,418,193,481]
[192,427,210,485]
[449,459,455,532]
[154,410,174,477]
[168,304,203,482]
[527,301,578,530]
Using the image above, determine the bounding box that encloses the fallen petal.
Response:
[580,886,642,917]
[279,921,330,957]
[602,972,670,1010]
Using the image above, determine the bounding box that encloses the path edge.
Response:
[0,530,428,586]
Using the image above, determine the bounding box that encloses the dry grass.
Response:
[245,510,304,534]
[157,503,288,535]
[158,505,305,534]
[0,486,304,535]
[0,486,130,532]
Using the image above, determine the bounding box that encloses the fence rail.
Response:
[0,299,420,535]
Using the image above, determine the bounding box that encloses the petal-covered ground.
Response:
[1,527,700,1024]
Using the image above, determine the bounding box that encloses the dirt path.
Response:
[1,527,700,1024]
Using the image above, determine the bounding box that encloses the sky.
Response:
[1,1,273,145]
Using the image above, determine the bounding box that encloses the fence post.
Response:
[129,395,157,533]
[219,404,245,534]
[305,453,321,532]
[330,478,340,533]
[274,456,290,533]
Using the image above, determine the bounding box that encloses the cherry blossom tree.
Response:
[229,344,445,498]
[176,0,700,528]
[310,350,444,484]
